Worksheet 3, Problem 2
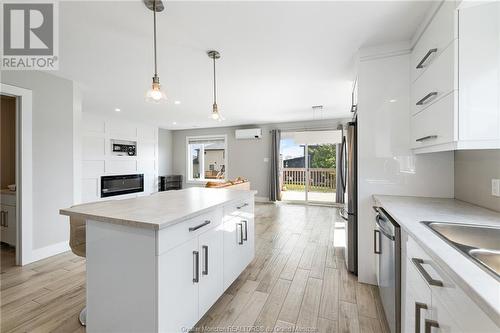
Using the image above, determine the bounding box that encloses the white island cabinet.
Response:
[60,187,256,333]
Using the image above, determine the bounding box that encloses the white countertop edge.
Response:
[60,189,257,231]
[372,194,500,326]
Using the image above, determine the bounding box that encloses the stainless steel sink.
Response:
[422,221,500,280]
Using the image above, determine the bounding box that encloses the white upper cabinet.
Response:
[458,1,500,145]
[410,1,500,153]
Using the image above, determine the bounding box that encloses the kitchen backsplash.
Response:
[455,150,500,212]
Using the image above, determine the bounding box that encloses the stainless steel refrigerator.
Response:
[340,119,357,274]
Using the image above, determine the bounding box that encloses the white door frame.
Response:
[1,83,33,266]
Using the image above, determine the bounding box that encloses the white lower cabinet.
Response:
[158,238,199,333]
[404,260,432,333]
[158,225,224,332]
[156,198,254,333]
[198,225,224,316]
[0,204,16,246]
[223,216,254,289]
[404,235,499,333]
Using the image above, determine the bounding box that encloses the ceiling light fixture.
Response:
[174,100,181,105]
[207,50,224,122]
[144,0,167,104]
[114,108,121,112]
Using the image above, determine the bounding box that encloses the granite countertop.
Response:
[60,187,256,230]
[373,195,500,326]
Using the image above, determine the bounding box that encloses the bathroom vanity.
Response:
[60,187,256,332]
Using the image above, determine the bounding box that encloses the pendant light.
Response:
[145,0,167,103]
[207,50,224,121]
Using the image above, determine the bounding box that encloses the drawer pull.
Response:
[416,48,438,69]
[237,223,244,245]
[415,135,438,142]
[4,211,7,227]
[415,302,428,333]
[189,220,211,232]
[424,319,439,333]
[374,230,381,254]
[192,251,199,283]
[237,203,249,209]
[202,245,209,276]
[411,258,443,287]
[416,92,438,106]
[242,220,248,241]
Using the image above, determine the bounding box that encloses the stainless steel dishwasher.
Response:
[374,207,401,333]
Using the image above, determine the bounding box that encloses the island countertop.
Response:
[60,187,256,230]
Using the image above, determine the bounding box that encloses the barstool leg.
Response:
[79,307,87,326]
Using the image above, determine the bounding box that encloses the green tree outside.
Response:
[308,144,336,169]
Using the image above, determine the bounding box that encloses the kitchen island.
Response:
[60,187,256,333]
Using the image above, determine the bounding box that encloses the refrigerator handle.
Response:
[340,136,346,193]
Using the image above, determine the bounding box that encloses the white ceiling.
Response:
[57,1,432,130]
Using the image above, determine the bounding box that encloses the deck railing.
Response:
[281,168,336,191]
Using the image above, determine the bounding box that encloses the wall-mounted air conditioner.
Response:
[235,128,262,140]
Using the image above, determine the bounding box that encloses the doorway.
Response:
[1,83,33,266]
[280,130,342,205]
[1,95,18,270]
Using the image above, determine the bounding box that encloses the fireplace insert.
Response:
[101,174,144,198]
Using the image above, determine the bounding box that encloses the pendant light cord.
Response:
[153,0,158,77]
[213,55,217,104]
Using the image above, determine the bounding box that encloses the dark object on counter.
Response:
[159,175,182,191]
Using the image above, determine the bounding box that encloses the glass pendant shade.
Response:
[145,76,167,104]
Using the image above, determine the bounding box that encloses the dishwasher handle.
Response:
[375,215,395,240]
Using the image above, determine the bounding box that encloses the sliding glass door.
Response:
[280,130,341,205]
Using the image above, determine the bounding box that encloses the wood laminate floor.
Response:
[0,203,389,333]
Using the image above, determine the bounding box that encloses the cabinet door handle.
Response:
[202,245,208,276]
[242,220,248,241]
[192,251,199,283]
[0,211,4,227]
[237,223,244,245]
[4,211,7,227]
[416,48,438,69]
[237,203,248,209]
[415,302,428,333]
[411,258,443,287]
[416,92,438,106]
[374,230,381,254]
[415,135,438,142]
[424,319,439,333]
[189,220,211,232]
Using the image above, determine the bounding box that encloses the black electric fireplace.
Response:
[101,174,144,198]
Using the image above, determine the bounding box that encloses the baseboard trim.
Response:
[255,196,270,203]
[29,240,70,264]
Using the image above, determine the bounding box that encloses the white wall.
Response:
[81,113,159,203]
[357,49,454,285]
[455,150,500,212]
[171,119,348,199]
[158,128,173,176]
[1,71,81,255]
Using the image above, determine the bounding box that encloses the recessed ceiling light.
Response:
[174,101,181,105]
[389,99,397,103]
[114,108,121,112]
[172,121,177,125]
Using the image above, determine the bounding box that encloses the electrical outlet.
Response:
[492,179,500,197]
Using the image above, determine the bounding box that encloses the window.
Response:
[187,135,227,183]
